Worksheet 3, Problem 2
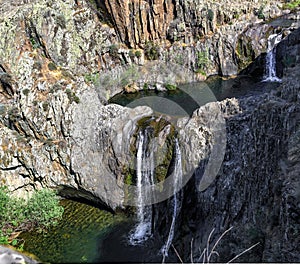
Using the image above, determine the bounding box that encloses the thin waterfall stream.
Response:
[128,125,184,261]
[161,139,183,262]
[129,130,154,245]
[263,33,283,82]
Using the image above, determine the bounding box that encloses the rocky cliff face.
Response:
[0,0,300,262]
[0,0,154,209]
[92,0,298,77]
[156,51,300,264]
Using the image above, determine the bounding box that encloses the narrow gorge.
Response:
[0,0,299,263]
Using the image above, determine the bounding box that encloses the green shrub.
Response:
[84,72,100,84]
[48,62,57,71]
[26,189,64,228]
[30,37,40,49]
[135,50,142,58]
[283,0,300,10]
[207,9,214,21]
[129,50,135,60]
[196,49,209,73]
[144,41,160,60]
[143,82,149,91]
[22,89,30,96]
[109,44,119,59]
[164,83,177,91]
[0,187,64,247]
[256,5,265,20]
[66,89,80,104]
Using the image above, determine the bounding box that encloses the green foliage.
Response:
[233,11,240,19]
[164,83,177,91]
[26,189,64,228]
[0,187,64,247]
[30,37,40,49]
[195,68,207,76]
[48,62,57,71]
[135,50,142,58]
[283,0,300,9]
[22,89,30,96]
[143,82,149,91]
[84,72,100,84]
[207,9,214,21]
[125,173,133,186]
[0,186,9,217]
[144,41,160,60]
[66,89,80,104]
[196,49,210,73]
[0,231,9,245]
[109,44,119,59]
[42,101,49,112]
[129,50,135,60]
[129,49,142,60]
[256,5,265,20]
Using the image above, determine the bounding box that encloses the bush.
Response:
[144,41,160,60]
[109,44,119,59]
[197,50,209,70]
[164,83,177,91]
[135,50,142,58]
[283,0,300,10]
[0,187,64,247]
[256,5,265,20]
[26,189,64,228]
[0,186,25,226]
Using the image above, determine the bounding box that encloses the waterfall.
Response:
[161,139,183,262]
[129,130,154,245]
[263,33,282,82]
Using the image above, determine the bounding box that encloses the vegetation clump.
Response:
[283,0,300,10]
[164,83,177,91]
[66,89,80,104]
[144,41,160,60]
[0,187,64,249]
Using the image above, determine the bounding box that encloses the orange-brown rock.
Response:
[96,0,175,47]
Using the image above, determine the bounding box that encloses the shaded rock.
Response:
[161,66,300,263]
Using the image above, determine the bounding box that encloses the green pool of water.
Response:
[108,76,277,117]
[20,200,128,263]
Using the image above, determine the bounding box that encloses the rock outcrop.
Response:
[155,57,300,263]
[91,0,298,77]
[0,0,154,209]
[0,246,38,264]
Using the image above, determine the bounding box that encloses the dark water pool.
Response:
[109,76,280,116]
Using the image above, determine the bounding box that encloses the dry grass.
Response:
[171,226,260,263]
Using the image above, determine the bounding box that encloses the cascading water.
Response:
[129,130,154,245]
[161,139,183,262]
[263,33,282,82]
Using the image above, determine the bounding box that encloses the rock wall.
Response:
[0,0,299,211]
[0,0,154,209]
[92,0,297,77]
[156,55,300,263]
